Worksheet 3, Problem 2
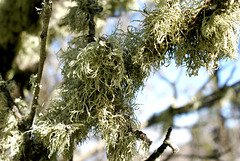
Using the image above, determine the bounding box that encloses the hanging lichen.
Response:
[29,0,240,160]
[132,0,240,75]
[34,34,149,160]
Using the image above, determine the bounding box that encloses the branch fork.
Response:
[145,127,179,161]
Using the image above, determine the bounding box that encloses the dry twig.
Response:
[145,127,179,161]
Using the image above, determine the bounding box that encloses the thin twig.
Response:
[224,62,237,87]
[158,69,183,107]
[28,0,52,126]
[145,127,179,161]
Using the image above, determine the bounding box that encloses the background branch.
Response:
[146,80,240,127]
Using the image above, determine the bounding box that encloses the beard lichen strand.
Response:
[54,35,151,160]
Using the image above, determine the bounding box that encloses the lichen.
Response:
[0,91,23,160]
[33,121,83,159]
[39,35,149,160]
[34,0,240,160]
[61,0,102,33]
[132,0,239,76]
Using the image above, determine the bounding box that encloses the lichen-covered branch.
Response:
[0,74,22,121]
[28,0,52,126]
[87,1,103,43]
[145,127,179,161]
[134,0,240,76]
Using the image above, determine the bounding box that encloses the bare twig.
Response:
[165,147,231,160]
[134,129,152,146]
[28,0,52,126]
[147,81,240,127]
[145,127,179,161]
[158,73,178,102]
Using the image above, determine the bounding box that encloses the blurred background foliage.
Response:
[0,0,240,160]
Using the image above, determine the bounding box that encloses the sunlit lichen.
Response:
[33,121,83,159]
[0,91,23,160]
[133,0,240,76]
[39,35,149,160]
[98,105,149,161]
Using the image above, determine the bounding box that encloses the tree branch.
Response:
[164,147,231,160]
[28,0,52,126]
[87,1,102,43]
[145,127,179,161]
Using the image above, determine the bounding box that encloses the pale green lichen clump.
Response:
[0,91,23,161]
[37,36,149,160]
[33,121,83,159]
[134,0,239,75]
